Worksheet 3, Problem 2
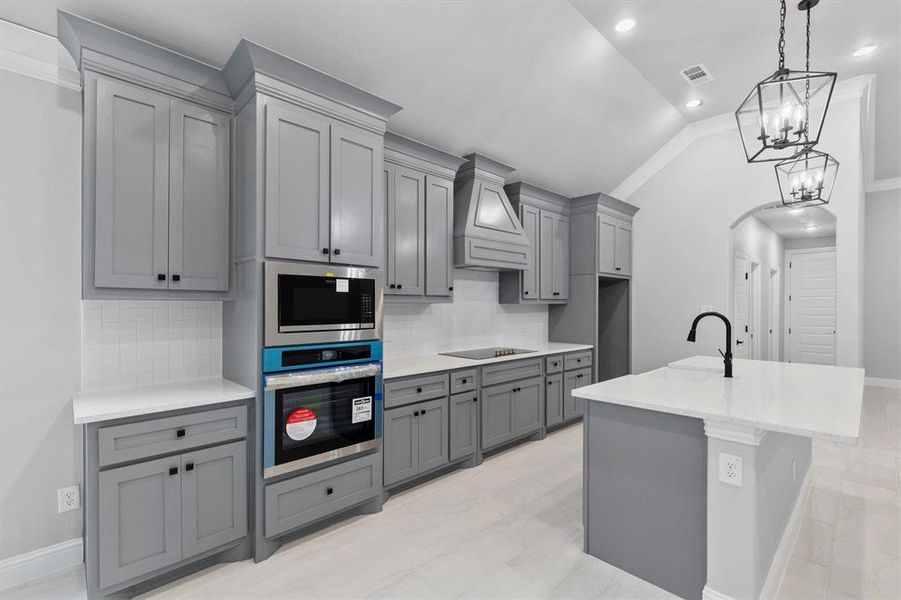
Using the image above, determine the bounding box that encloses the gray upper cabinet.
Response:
[386,166,425,295]
[615,220,633,277]
[568,193,637,280]
[264,101,330,263]
[425,175,454,297]
[169,100,231,291]
[94,77,171,291]
[383,133,465,302]
[330,125,383,267]
[180,441,247,558]
[500,183,570,304]
[598,214,632,277]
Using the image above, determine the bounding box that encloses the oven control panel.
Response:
[263,340,383,374]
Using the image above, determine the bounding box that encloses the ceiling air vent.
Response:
[680,63,714,87]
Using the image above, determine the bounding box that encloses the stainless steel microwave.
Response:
[264,261,383,347]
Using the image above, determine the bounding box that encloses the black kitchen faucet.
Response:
[686,311,733,378]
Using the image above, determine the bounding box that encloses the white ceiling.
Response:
[754,205,837,239]
[0,0,688,198]
[573,0,901,181]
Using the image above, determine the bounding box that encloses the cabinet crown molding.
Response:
[505,181,570,212]
[384,132,466,178]
[224,39,402,123]
[456,153,516,186]
[57,10,232,109]
[570,192,639,218]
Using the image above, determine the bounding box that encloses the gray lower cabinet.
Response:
[98,441,247,589]
[513,377,543,436]
[563,367,591,421]
[181,442,247,557]
[481,376,544,450]
[545,373,564,427]
[384,397,449,486]
[92,75,231,293]
[98,455,182,589]
[449,392,479,461]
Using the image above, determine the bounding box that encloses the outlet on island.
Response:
[718,453,743,487]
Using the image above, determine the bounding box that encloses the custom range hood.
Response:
[453,153,529,270]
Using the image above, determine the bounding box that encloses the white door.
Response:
[733,252,751,358]
[749,261,761,359]
[768,268,780,361]
[787,249,836,365]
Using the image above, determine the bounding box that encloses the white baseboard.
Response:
[702,584,736,600]
[865,377,901,389]
[0,538,83,590]
[759,469,813,600]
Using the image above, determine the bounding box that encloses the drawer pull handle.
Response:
[172,274,181,282]
[157,273,166,281]
[615,267,622,271]
[326,487,334,495]
[461,378,467,384]
[185,462,194,472]
[389,284,396,289]
[416,387,422,393]
[397,284,402,289]
[473,397,478,403]
[169,467,178,476]
[333,249,341,256]
[449,286,454,291]
[413,411,420,416]
[420,409,426,415]
[322,247,330,255]
[548,381,553,385]
[176,429,186,438]
[577,374,584,379]
[576,359,582,363]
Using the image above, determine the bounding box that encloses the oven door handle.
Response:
[265,363,382,391]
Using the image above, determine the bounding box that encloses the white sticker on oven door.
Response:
[352,396,373,424]
[285,408,317,441]
[335,279,349,293]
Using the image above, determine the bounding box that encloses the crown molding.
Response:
[866,178,901,194]
[0,19,80,90]
[384,131,466,178]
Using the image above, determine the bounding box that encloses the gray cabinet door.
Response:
[616,220,633,276]
[387,166,425,295]
[513,377,543,436]
[449,392,478,461]
[181,441,247,559]
[520,205,540,300]
[554,214,570,300]
[94,77,170,290]
[598,215,618,276]
[481,384,515,449]
[168,100,230,291]
[545,373,563,427]
[539,211,556,300]
[98,456,181,588]
[384,404,418,486]
[330,125,383,267]
[417,397,449,474]
[425,175,454,297]
[563,369,590,420]
[264,101,330,262]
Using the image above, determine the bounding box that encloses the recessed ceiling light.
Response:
[805,224,818,231]
[852,44,878,57]
[684,99,703,109]
[615,18,637,33]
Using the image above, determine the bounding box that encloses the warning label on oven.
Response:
[335,279,349,293]
[351,396,373,424]
[285,408,317,441]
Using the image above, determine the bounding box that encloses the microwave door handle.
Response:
[265,363,382,391]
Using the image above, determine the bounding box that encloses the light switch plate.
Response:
[718,453,743,487]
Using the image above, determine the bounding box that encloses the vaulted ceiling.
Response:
[1,0,896,195]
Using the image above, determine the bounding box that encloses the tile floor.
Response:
[3,385,898,600]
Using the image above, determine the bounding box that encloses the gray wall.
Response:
[783,235,836,251]
[864,189,901,380]
[0,70,83,559]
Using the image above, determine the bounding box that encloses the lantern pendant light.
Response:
[773,1,840,207]
[735,0,837,163]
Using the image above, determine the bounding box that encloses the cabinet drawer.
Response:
[264,452,380,538]
[545,355,564,374]
[98,406,247,468]
[449,369,477,394]
[385,373,448,408]
[480,358,542,387]
[564,352,592,371]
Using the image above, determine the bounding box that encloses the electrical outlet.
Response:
[57,485,80,513]
[718,453,743,487]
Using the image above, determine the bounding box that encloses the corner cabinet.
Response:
[383,133,465,301]
[500,182,570,304]
[598,214,632,277]
[265,99,383,268]
[90,75,232,294]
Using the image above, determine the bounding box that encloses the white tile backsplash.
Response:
[81,300,222,391]
[383,270,547,358]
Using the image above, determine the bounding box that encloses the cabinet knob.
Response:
[333,249,341,256]
[322,247,330,255]
[185,462,194,472]
[389,284,396,289]
[577,374,584,379]
[449,286,454,291]
[473,397,478,403]
[176,429,186,438]
[548,380,553,385]
[169,467,178,476]
[461,378,467,384]
[413,410,420,416]
[416,387,422,393]
[157,273,166,281]
[524,291,529,295]
[172,274,180,282]
[326,487,334,495]
[615,267,621,271]
[420,408,427,415]
[397,284,403,289]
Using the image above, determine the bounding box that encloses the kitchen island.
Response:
[573,356,865,600]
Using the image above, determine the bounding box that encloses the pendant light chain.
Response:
[778,0,787,70]
[804,6,811,142]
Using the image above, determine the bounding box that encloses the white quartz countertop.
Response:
[383,342,594,380]
[572,355,865,442]
[73,378,254,425]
